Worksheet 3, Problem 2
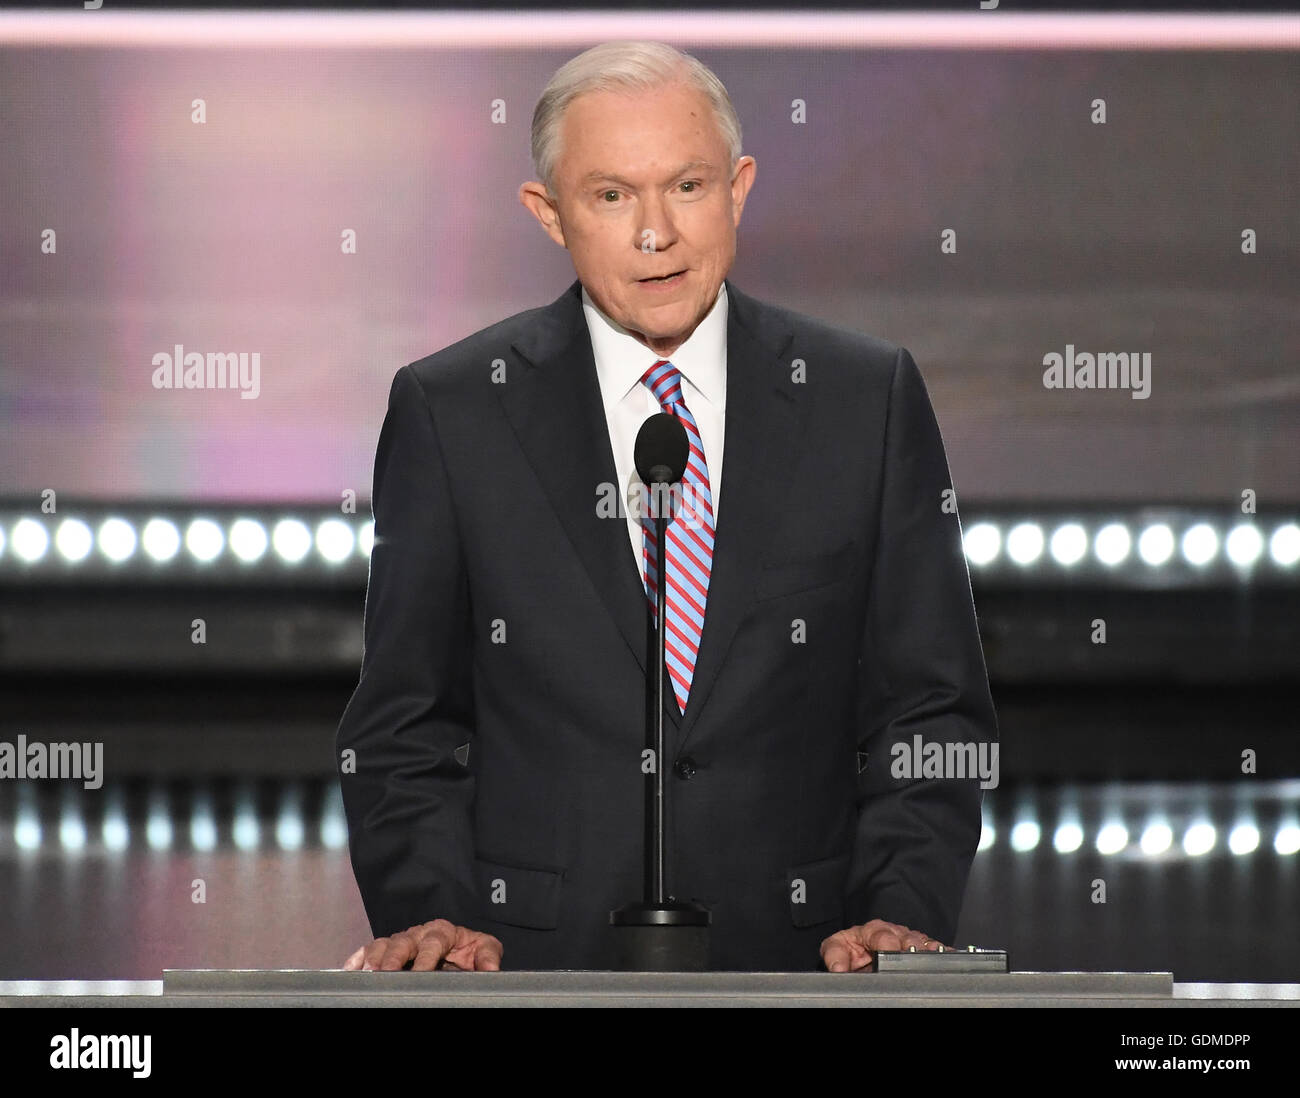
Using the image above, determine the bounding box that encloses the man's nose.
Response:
[636,194,678,249]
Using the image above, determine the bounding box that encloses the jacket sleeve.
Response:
[845,347,999,943]
[336,364,482,938]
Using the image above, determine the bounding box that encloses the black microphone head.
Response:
[634,412,689,485]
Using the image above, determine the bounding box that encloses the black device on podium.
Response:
[609,412,712,971]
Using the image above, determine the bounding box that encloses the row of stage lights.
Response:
[963,519,1300,572]
[3,794,1297,859]
[0,514,373,569]
[5,790,349,855]
[979,817,1300,858]
[0,509,1297,582]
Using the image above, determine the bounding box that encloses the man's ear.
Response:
[730,155,757,226]
[518,181,567,248]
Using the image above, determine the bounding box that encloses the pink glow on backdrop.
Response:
[2,40,1297,503]
[2,12,1299,51]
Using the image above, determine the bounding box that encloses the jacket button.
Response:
[673,757,697,780]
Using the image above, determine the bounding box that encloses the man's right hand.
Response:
[342,919,504,971]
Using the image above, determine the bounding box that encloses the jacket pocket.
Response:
[474,854,565,930]
[754,542,854,602]
[785,851,850,928]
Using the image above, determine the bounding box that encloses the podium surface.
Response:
[3,971,1298,1007]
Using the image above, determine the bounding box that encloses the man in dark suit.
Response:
[339,41,997,973]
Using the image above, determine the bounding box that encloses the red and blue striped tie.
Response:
[639,359,715,715]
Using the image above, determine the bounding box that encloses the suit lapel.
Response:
[497,280,679,727]
[497,278,803,740]
[675,280,802,746]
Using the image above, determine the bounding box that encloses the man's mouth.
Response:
[638,270,686,284]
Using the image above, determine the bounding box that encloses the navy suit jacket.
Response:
[337,277,998,970]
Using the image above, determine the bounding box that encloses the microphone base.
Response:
[609,900,712,972]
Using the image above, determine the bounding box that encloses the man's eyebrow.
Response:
[579,160,718,186]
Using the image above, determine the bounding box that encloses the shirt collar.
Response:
[582,280,728,413]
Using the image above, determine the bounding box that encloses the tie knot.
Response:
[640,359,683,408]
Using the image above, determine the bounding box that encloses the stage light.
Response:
[1006,523,1044,565]
[1224,524,1263,567]
[963,523,1000,566]
[1048,523,1087,566]
[1010,820,1041,852]
[358,520,375,558]
[1140,821,1173,855]
[271,518,312,564]
[1094,523,1130,565]
[11,518,49,563]
[1182,822,1216,856]
[14,808,41,851]
[146,793,173,851]
[185,518,225,563]
[229,518,269,563]
[320,786,349,849]
[1228,824,1259,855]
[977,820,995,851]
[190,795,217,852]
[1274,825,1300,856]
[1180,523,1217,566]
[55,518,94,563]
[101,812,130,853]
[232,789,260,851]
[1053,822,1084,853]
[59,810,87,851]
[320,812,348,850]
[1270,523,1300,567]
[97,517,137,562]
[315,518,355,564]
[1096,822,1128,854]
[1137,524,1174,566]
[276,811,305,851]
[141,518,181,563]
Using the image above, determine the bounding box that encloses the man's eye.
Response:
[602,190,620,202]
[680,181,698,192]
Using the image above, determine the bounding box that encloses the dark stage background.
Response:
[0,12,1297,983]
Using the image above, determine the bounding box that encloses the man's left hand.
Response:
[820,919,952,972]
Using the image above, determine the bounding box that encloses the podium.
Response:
[0,972,1294,1006]
[144,969,1279,1006]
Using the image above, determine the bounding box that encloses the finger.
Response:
[441,944,474,971]
[820,932,862,973]
[377,933,418,971]
[865,926,906,953]
[343,946,366,971]
[360,938,391,971]
[474,936,503,971]
[411,927,456,972]
[847,946,874,972]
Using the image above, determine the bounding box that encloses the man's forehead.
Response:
[576,159,719,186]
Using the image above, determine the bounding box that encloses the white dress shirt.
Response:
[582,281,728,586]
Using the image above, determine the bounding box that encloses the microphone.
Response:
[633,410,690,534]
[633,410,690,488]
[610,412,712,971]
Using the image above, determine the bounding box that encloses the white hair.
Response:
[530,40,743,196]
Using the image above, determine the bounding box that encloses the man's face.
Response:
[520,79,756,357]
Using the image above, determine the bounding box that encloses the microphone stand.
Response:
[610,472,711,971]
